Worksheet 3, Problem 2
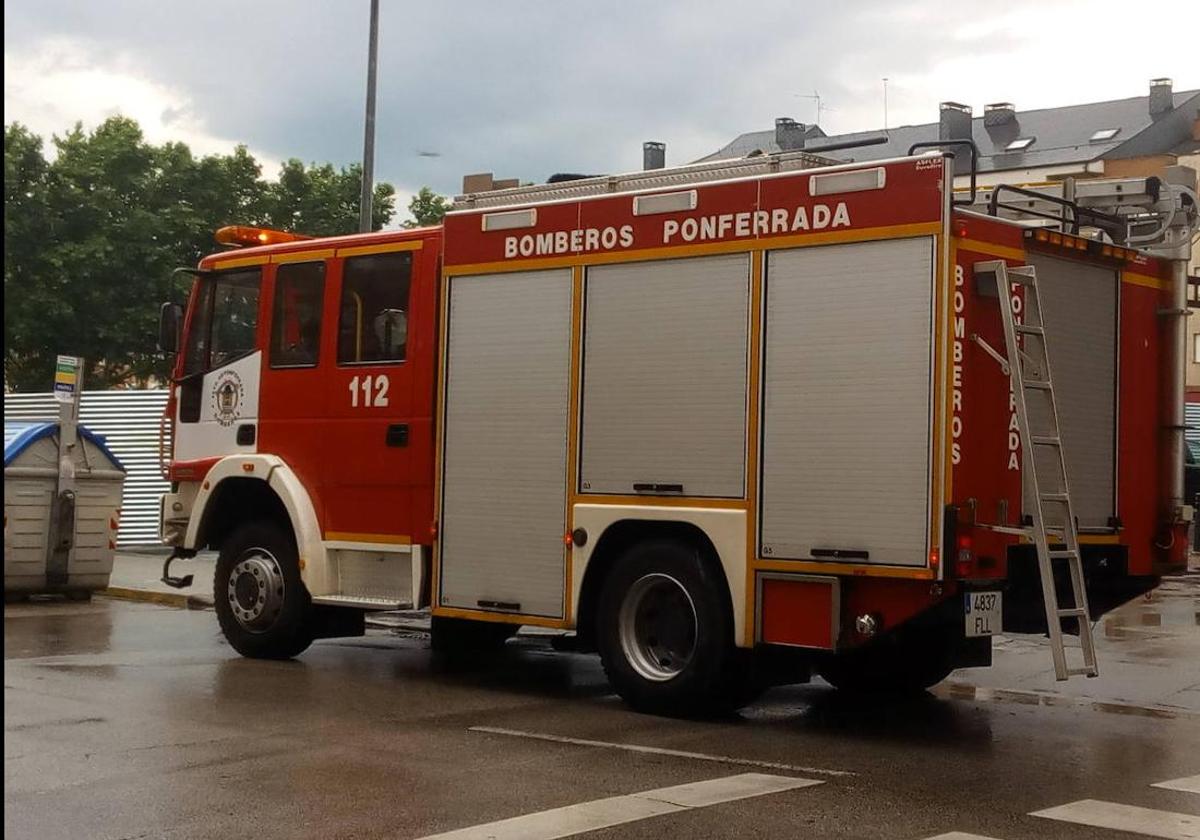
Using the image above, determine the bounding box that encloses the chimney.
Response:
[461,173,518,193]
[462,172,494,194]
[775,117,806,151]
[643,141,666,171]
[939,102,974,175]
[939,102,973,140]
[1150,78,1173,117]
[984,102,1016,126]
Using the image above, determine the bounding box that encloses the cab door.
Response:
[322,240,435,543]
[174,266,266,465]
[256,257,332,523]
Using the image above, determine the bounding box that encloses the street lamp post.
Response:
[359,0,380,233]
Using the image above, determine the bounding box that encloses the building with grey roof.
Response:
[700,79,1200,187]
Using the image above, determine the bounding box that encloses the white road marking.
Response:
[1154,775,1200,794]
[414,772,821,840]
[1031,799,1200,839]
[922,833,1003,840]
[469,725,854,777]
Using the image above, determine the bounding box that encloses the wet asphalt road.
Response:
[4,578,1199,840]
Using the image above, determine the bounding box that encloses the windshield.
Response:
[183,268,262,376]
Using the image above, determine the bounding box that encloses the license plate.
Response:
[964,591,1002,637]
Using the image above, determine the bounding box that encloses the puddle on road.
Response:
[935,682,1195,720]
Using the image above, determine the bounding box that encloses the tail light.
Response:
[954,533,976,578]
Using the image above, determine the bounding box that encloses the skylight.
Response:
[1090,128,1121,142]
[1006,137,1035,151]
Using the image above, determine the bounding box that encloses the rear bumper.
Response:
[1003,543,1160,634]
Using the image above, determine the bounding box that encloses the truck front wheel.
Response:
[214,521,313,660]
[596,538,757,716]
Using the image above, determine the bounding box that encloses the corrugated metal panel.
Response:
[1187,404,1200,451]
[1026,255,1117,530]
[581,254,749,498]
[439,270,572,618]
[4,390,169,546]
[760,237,934,566]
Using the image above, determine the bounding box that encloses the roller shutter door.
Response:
[1026,255,1117,531]
[760,237,935,566]
[439,269,572,618]
[581,254,749,498]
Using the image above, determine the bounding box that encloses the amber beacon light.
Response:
[214,225,313,247]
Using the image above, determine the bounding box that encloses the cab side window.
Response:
[270,262,325,368]
[338,252,412,365]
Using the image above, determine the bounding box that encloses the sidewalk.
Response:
[105,550,216,609]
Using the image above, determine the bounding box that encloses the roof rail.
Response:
[908,139,979,206]
[962,173,1198,259]
[452,149,842,211]
[988,184,1126,243]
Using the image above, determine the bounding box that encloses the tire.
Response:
[214,521,313,659]
[596,538,758,716]
[817,627,957,694]
[430,616,517,655]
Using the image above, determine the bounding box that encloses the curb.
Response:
[101,586,214,610]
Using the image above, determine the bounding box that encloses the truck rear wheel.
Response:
[214,521,313,660]
[596,538,757,716]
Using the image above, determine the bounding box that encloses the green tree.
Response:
[3,118,397,391]
[263,159,395,236]
[3,124,54,390]
[403,186,450,228]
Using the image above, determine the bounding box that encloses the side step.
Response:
[313,545,423,611]
[312,595,413,610]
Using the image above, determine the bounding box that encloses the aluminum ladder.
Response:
[971,260,1098,680]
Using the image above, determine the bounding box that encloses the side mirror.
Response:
[158,302,183,353]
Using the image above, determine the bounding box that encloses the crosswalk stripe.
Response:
[1031,799,1200,839]
[1154,775,1200,795]
[413,773,821,840]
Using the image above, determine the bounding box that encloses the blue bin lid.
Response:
[4,420,125,471]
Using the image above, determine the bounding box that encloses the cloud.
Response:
[3,35,283,174]
[4,0,1197,215]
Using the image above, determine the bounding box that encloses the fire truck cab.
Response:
[159,147,1196,714]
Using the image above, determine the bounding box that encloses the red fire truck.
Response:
[157,145,1197,714]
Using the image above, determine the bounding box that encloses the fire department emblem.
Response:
[211,370,245,427]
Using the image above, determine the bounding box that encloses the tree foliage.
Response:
[3,117,400,391]
[403,186,450,228]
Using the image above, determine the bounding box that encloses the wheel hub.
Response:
[226,549,285,632]
[618,573,698,682]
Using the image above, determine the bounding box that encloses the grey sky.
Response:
[5,0,1198,222]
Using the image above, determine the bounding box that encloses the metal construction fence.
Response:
[5,390,169,546]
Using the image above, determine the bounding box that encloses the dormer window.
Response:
[1006,137,1036,151]
[1090,128,1121,142]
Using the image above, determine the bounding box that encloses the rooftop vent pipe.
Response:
[643,141,666,170]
